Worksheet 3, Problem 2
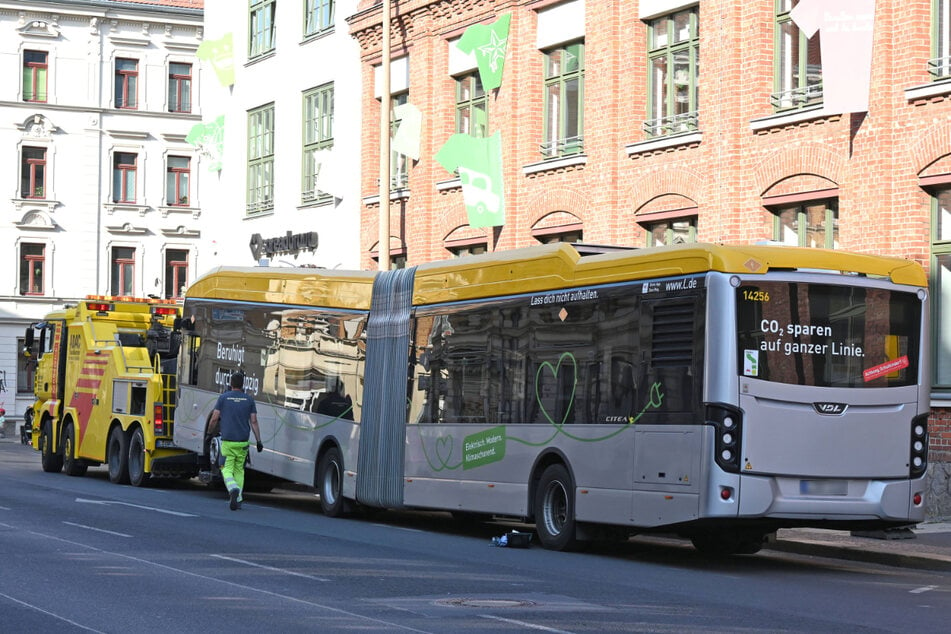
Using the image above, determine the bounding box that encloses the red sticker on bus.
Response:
[863,356,909,382]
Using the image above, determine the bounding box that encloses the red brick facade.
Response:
[349,1,951,478]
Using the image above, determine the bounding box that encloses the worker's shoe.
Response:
[229,488,240,511]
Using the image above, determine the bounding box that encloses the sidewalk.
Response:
[769,522,951,571]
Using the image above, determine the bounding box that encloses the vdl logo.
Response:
[814,402,848,415]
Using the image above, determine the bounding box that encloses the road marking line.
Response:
[63,521,132,538]
[910,585,937,594]
[0,591,105,633]
[210,554,330,582]
[480,614,576,633]
[75,497,197,517]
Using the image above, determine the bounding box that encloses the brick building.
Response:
[349,0,951,518]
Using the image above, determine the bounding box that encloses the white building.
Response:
[0,0,204,431]
[198,0,363,269]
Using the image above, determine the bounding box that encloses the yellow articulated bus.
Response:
[24,296,196,486]
[174,243,929,553]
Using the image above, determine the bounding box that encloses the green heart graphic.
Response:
[435,435,454,467]
[534,352,577,430]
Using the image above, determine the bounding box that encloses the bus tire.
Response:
[63,423,88,477]
[128,427,150,487]
[40,420,63,474]
[534,463,580,551]
[108,426,130,485]
[317,446,349,517]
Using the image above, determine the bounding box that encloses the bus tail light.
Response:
[909,414,928,478]
[707,403,743,473]
[154,403,165,436]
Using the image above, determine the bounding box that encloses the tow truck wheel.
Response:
[128,427,150,487]
[40,420,63,473]
[107,426,130,485]
[63,423,88,477]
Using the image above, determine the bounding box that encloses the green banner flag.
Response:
[435,132,505,228]
[197,33,235,87]
[456,14,511,91]
[186,115,225,172]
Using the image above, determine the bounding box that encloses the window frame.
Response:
[645,7,699,138]
[113,152,138,203]
[772,0,822,110]
[23,50,48,103]
[641,215,698,247]
[19,242,46,296]
[164,248,189,300]
[166,155,191,206]
[541,40,585,158]
[247,103,275,215]
[930,186,951,389]
[390,91,409,189]
[110,246,136,296]
[115,57,139,109]
[302,83,335,203]
[304,0,335,38]
[168,62,192,113]
[769,198,839,248]
[21,146,47,199]
[455,72,488,137]
[250,0,277,59]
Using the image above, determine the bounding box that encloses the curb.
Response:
[766,538,951,572]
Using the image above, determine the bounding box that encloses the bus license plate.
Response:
[799,479,847,496]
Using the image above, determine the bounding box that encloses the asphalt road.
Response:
[1,440,949,633]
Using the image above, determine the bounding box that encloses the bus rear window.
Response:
[736,282,921,388]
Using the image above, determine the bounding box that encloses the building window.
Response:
[165,249,189,299]
[23,50,48,103]
[304,0,334,37]
[115,58,138,109]
[17,337,36,394]
[770,199,838,248]
[247,103,275,215]
[447,243,487,258]
[535,229,583,244]
[167,156,191,206]
[111,246,136,296]
[250,0,276,58]
[303,83,334,202]
[21,147,46,199]
[645,8,699,137]
[372,251,407,270]
[113,152,137,203]
[455,73,487,137]
[642,216,697,246]
[931,187,951,388]
[772,0,822,109]
[933,0,951,78]
[542,40,584,158]
[169,62,192,112]
[391,91,409,189]
[19,243,45,296]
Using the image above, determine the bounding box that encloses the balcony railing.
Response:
[643,111,699,138]
[928,56,951,80]
[770,83,823,110]
[539,135,584,158]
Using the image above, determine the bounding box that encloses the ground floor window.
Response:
[932,187,951,388]
[768,198,838,248]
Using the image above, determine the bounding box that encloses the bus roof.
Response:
[411,242,927,305]
[186,266,377,310]
[187,243,926,309]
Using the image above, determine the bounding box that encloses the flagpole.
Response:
[378,0,391,271]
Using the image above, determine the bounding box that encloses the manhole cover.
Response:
[435,598,537,609]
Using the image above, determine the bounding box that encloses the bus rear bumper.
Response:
[731,474,927,523]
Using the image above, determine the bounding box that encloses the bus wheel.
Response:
[128,427,150,487]
[40,420,63,474]
[534,463,579,551]
[63,423,88,477]
[107,426,130,485]
[317,447,349,517]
